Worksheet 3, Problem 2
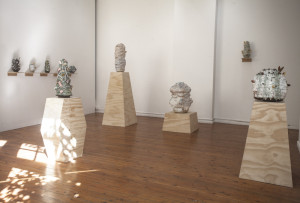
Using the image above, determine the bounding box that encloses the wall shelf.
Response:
[7,71,58,77]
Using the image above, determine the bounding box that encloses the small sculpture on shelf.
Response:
[251,66,291,102]
[69,65,77,74]
[44,60,50,73]
[169,82,193,113]
[29,64,36,72]
[115,43,126,72]
[11,58,21,72]
[242,41,252,62]
[55,59,77,98]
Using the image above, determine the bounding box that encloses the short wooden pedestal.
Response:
[102,72,137,127]
[239,101,293,187]
[162,112,199,133]
[40,97,87,162]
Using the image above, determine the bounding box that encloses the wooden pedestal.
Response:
[162,112,199,133]
[40,97,87,162]
[102,72,137,127]
[298,119,300,153]
[239,101,293,187]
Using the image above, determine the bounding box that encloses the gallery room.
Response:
[0,0,300,202]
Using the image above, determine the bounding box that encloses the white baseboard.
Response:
[213,118,249,126]
[95,109,299,129]
[96,108,213,124]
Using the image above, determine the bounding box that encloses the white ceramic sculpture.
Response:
[251,66,290,102]
[115,43,126,72]
[169,82,193,113]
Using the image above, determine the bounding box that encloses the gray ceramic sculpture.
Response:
[242,41,251,59]
[55,59,76,98]
[169,82,193,113]
[11,58,20,72]
[44,60,50,73]
[115,43,126,72]
[251,66,290,102]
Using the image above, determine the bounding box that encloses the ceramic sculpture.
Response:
[115,43,126,72]
[251,66,290,102]
[169,82,193,113]
[242,41,251,59]
[11,58,20,72]
[29,64,36,72]
[55,59,76,98]
[44,60,50,73]
[69,65,77,74]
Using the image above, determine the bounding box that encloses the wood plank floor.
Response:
[0,113,299,203]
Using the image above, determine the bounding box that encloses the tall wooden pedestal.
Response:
[40,97,87,162]
[162,112,199,134]
[239,101,293,187]
[102,72,137,127]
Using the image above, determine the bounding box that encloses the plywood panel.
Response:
[239,101,293,187]
[40,97,87,162]
[102,72,137,127]
[162,111,199,133]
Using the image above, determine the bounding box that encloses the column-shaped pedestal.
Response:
[102,72,137,127]
[40,97,87,162]
[162,112,199,133]
[239,101,293,187]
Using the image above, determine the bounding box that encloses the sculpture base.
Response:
[40,97,87,162]
[162,112,199,134]
[102,72,137,127]
[239,101,293,187]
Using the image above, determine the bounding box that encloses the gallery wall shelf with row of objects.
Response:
[7,71,76,77]
[7,71,58,77]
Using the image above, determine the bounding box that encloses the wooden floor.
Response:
[0,113,299,203]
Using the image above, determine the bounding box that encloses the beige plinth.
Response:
[162,112,199,133]
[102,72,137,127]
[40,97,87,162]
[239,101,293,187]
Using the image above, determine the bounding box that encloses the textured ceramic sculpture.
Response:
[55,59,76,98]
[11,58,20,72]
[242,41,251,59]
[115,43,126,72]
[69,65,77,74]
[29,64,36,72]
[169,82,193,113]
[251,66,290,102]
[44,60,50,73]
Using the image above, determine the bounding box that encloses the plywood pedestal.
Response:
[239,101,293,187]
[40,97,87,162]
[162,112,199,133]
[102,72,137,127]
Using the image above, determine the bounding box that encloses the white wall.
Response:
[214,0,300,129]
[0,0,95,132]
[96,0,217,122]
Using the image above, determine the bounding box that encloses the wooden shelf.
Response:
[7,71,58,77]
[242,58,252,62]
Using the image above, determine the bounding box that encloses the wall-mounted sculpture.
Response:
[115,43,126,72]
[169,82,193,113]
[251,66,290,102]
[44,59,50,73]
[55,59,77,98]
[11,58,21,72]
[242,41,252,62]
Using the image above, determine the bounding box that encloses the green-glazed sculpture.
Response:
[44,59,50,73]
[55,59,76,98]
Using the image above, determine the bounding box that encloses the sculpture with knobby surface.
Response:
[55,59,76,98]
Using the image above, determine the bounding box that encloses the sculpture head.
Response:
[251,66,290,102]
[169,82,193,113]
[115,43,126,72]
